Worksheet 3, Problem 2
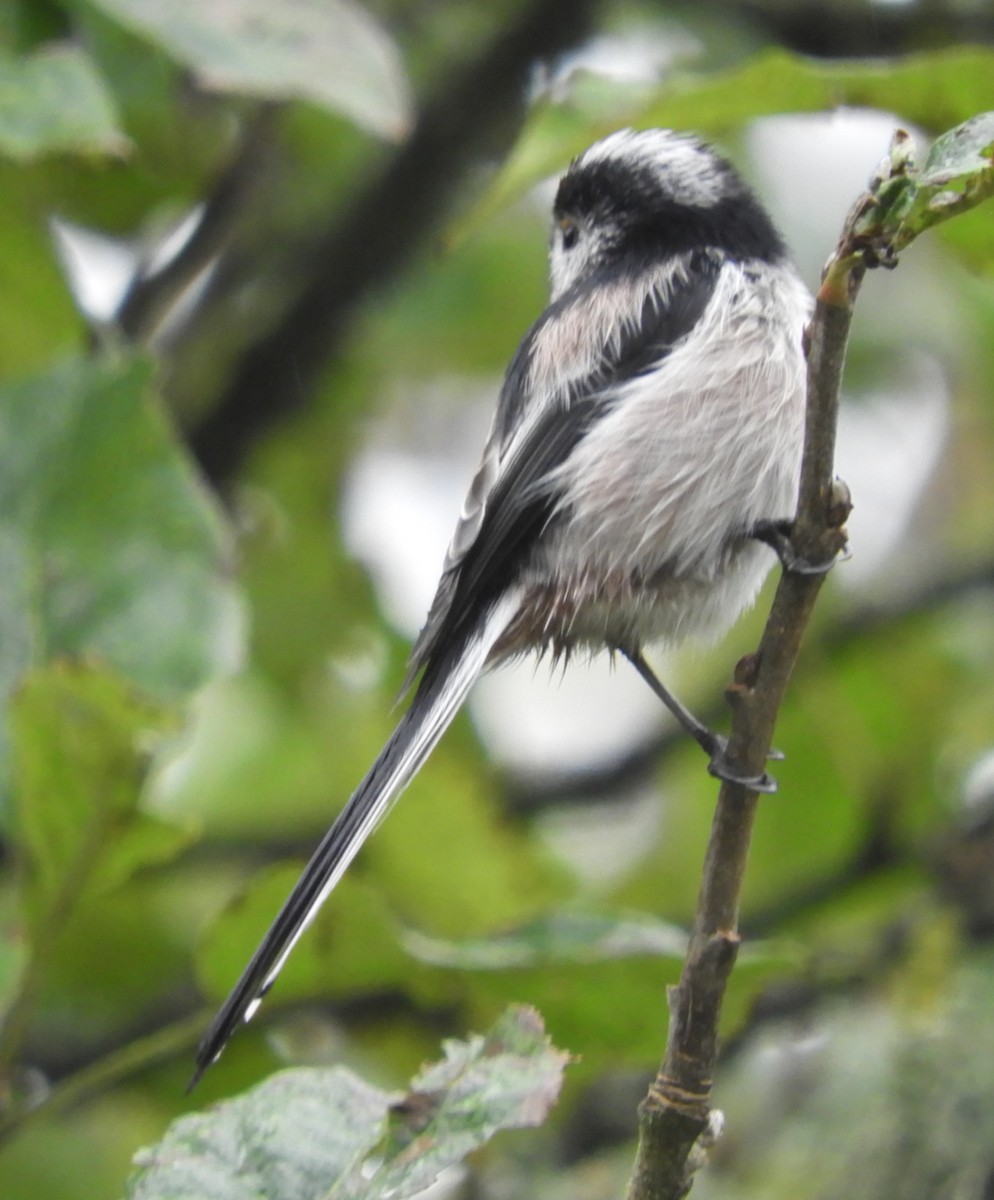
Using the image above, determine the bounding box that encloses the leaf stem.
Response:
[0,1010,210,1145]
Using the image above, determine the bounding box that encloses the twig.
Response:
[0,1011,209,1145]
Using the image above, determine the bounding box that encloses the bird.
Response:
[193,127,812,1083]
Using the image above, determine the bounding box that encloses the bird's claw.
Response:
[751,520,850,576]
[786,546,849,576]
[707,752,779,794]
[702,734,780,793]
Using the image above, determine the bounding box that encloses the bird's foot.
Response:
[699,732,780,794]
[751,519,850,577]
[620,648,782,793]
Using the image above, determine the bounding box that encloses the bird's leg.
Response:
[620,648,778,794]
[750,518,851,576]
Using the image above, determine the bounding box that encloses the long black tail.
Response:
[192,595,519,1086]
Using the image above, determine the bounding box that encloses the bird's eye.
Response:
[560,221,579,251]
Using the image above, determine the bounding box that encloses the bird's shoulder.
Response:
[493,247,725,448]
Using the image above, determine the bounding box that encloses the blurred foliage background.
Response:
[2,0,994,1197]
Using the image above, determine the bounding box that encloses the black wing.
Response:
[407,248,722,677]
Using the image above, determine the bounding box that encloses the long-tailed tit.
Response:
[195,128,812,1080]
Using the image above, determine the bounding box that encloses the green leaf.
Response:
[0,169,86,375]
[921,111,994,181]
[0,660,195,1068]
[0,354,242,709]
[403,907,688,970]
[0,43,128,160]
[128,1067,391,1200]
[10,662,189,933]
[86,0,412,140]
[125,1007,569,1200]
[345,1006,569,1200]
[640,46,994,136]
[453,45,994,244]
[892,111,994,249]
[823,114,994,295]
[196,867,410,1007]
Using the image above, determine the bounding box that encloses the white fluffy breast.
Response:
[534,259,811,645]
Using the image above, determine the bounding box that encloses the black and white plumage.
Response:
[194,128,811,1081]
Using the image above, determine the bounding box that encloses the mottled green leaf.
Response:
[337,1006,568,1200]
[125,1007,568,1200]
[0,43,127,160]
[87,0,412,139]
[832,113,994,273]
[9,662,189,932]
[923,111,994,178]
[894,112,994,248]
[0,354,242,708]
[0,662,195,1067]
[128,1067,391,1200]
